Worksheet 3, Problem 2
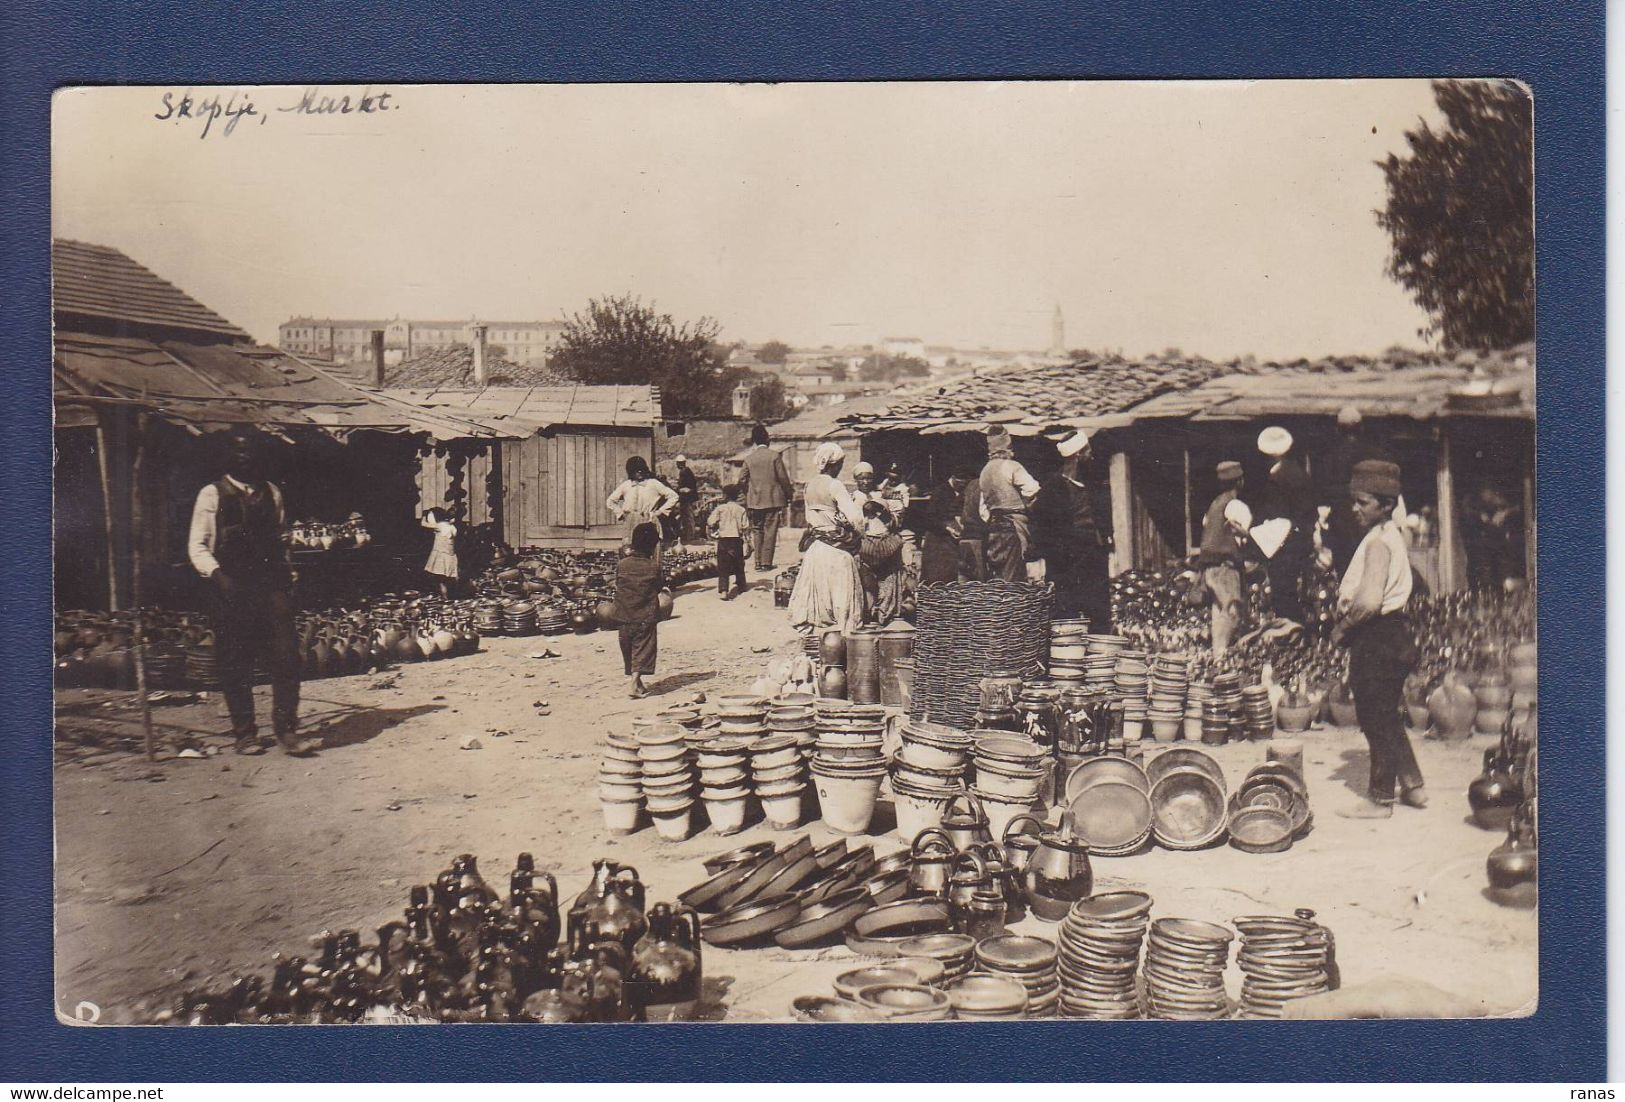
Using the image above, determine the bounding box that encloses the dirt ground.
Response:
[53,535,1537,1024]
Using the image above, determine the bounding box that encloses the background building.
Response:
[280,317,567,366]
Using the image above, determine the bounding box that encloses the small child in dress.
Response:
[614,522,664,699]
[858,500,905,624]
[707,482,752,600]
[421,507,459,599]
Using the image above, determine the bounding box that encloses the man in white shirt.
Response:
[188,431,312,756]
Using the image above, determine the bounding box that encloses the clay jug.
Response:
[1001,813,1047,871]
[656,589,675,621]
[940,791,991,852]
[972,841,1027,923]
[329,635,351,671]
[819,629,847,669]
[595,600,618,628]
[574,865,648,954]
[415,629,438,660]
[1486,815,1538,899]
[630,903,703,1022]
[1428,672,1478,740]
[368,638,390,670]
[908,827,957,898]
[819,665,848,699]
[1467,750,1522,831]
[1022,826,1094,921]
[378,624,404,652]
[946,849,991,931]
[433,626,458,656]
[312,637,336,679]
[346,635,368,674]
[459,623,480,654]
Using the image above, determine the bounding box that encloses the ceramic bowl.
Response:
[1064,757,1151,803]
[635,722,687,747]
[596,782,643,802]
[645,792,695,814]
[974,735,1048,767]
[853,898,952,941]
[791,995,878,1022]
[701,892,802,947]
[825,844,877,881]
[600,756,642,777]
[699,766,750,788]
[775,886,874,949]
[758,849,824,898]
[855,983,953,1020]
[752,762,806,785]
[1149,771,1228,849]
[1228,806,1295,853]
[753,747,803,771]
[896,737,968,771]
[861,868,912,905]
[945,973,1029,1015]
[833,963,925,1001]
[1145,747,1225,788]
[701,841,775,874]
[702,785,751,803]
[716,837,810,910]
[871,849,914,878]
[641,755,695,778]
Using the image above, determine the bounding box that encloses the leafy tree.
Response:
[858,353,931,383]
[747,373,795,421]
[551,294,734,416]
[1376,80,1533,350]
[756,340,792,365]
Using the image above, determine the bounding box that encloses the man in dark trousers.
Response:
[187,431,312,756]
[738,423,793,571]
[673,454,699,543]
[976,426,1041,583]
[1256,425,1315,628]
[919,468,972,587]
[1031,429,1113,630]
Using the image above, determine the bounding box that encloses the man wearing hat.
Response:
[739,423,794,571]
[1196,460,1249,656]
[1317,406,1394,575]
[1256,425,1315,627]
[1032,429,1113,629]
[672,454,699,544]
[1333,458,1424,818]
[976,425,1042,583]
[850,461,878,511]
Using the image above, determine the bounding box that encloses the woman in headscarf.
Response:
[788,442,866,635]
[1333,459,1424,819]
[607,455,679,568]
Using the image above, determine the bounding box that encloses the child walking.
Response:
[707,482,752,600]
[421,507,459,599]
[615,522,664,699]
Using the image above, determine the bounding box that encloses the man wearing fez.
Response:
[1032,429,1113,630]
[187,430,312,756]
[976,425,1041,583]
[1256,425,1315,628]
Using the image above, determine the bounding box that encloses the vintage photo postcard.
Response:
[50,79,1535,1026]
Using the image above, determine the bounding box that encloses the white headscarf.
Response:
[814,442,846,472]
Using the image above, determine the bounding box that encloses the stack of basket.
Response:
[910,581,1051,728]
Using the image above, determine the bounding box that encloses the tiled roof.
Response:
[838,345,1535,434]
[52,239,250,341]
[770,394,891,439]
[381,344,573,388]
[382,384,660,431]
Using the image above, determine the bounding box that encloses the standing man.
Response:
[957,470,987,582]
[919,468,972,587]
[1256,425,1315,628]
[1197,461,1249,656]
[188,431,312,756]
[1031,430,1113,629]
[738,423,793,572]
[673,454,699,544]
[977,425,1041,583]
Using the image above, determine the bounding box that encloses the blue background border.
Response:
[0,0,1604,1082]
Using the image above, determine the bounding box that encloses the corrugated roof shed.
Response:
[838,345,1534,433]
[381,344,573,388]
[382,384,660,432]
[53,239,250,341]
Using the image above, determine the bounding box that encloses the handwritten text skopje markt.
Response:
[152,87,397,139]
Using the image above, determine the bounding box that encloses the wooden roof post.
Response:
[1109,450,1133,576]
[1435,429,1460,591]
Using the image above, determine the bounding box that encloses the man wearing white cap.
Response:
[1032,429,1112,629]
[673,454,698,544]
[1256,425,1314,627]
[977,425,1042,583]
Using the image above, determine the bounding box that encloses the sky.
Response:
[52,80,1445,359]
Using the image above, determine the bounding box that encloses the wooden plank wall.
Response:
[416,444,499,527]
[500,429,653,548]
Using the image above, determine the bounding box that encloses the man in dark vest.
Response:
[187,431,311,756]
[1032,429,1113,630]
[738,423,793,571]
[673,454,699,543]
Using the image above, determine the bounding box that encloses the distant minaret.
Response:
[1049,302,1066,356]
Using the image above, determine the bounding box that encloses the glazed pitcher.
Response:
[945,849,991,933]
[631,903,703,1022]
[1023,826,1094,921]
[1000,813,1046,871]
[908,828,957,898]
[939,791,990,851]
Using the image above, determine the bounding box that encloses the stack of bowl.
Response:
[1234,913,1335,1018]
[1183,682,1211,743]
[1081,655,1118,695]
[1146,748,1229,851]
[748,734,807,829]
[1062,756,1153,856]
[1144,917,1234,1020]
[887,718,968,842]
[1240,684,1275,741]
[898,932,977,981]
[536,606,570,636]
[473,603,505,637]
[1057,891,1152,1019]
[637,722,696,841]
[768,700,818,761]
[502,601,539,636]
[1201,697,1230,747]
[974,934,1060,1018]
[1227,763,1311,853]
[1211,673,1243,739]
[944,973,1029,1020]
[969,733,1048,839]
[1147,656,1189,742]
[696,736,754,835]
[1049,620,1091,683]
[598,731,645,835]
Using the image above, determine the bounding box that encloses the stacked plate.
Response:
[1240,685,1274,741]
[1183,682,1212,742]
[473,603,506,636]
[1144,918,1234,1020]
[1049,619,1091,683]
[717,693,770,737]
[502,601,539,636]
[1057,891,1152,1019]
[696,736,754,836]
[1201,697,1231,747]
[638,722,697,840]
[1212,673,1243,739]
[1063,757,1152,856]
[898,932,978,981]
[1113,655,1150,711]
[945,973,1030,1020]
[1080,655,1118,693]
[1147,656,1189,742]
[1087,633,1130,659]
[598,731,645,835]
[185,643,219,690]
[749,734,807,829]
[1234,914,1335,1018]
[973,934,1060,1018]
[536,607,570,636]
